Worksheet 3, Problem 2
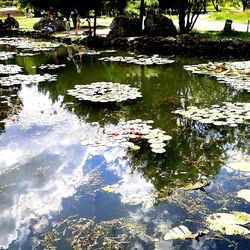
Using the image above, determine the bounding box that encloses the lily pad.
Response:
[0,64,22,75]
[226,161,250,172]
[67,82,142,103]
[163,225,196,241]
[206,211,250,235]
[237,189,250,203]
[101,184,119,192]
[180,180,211,191]
[0,74,57,87]
[99,55,174,66]
[0,51,16,60]
[174,102,250,127]
[184,61,250,92]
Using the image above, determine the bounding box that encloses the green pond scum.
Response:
[0,38,249,249]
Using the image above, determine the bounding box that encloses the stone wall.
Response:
[2,30,250,59]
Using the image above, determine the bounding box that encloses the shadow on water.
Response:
[0,41,249,249]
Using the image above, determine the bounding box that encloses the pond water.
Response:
[0,38,249,250]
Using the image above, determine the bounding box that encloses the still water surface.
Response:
[0,40,249,249]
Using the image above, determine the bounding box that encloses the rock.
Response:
[144,14,177,37]
[107,17,142,38]
[33,17,65,32]
[80,35,109,48]
[4,16,19,29]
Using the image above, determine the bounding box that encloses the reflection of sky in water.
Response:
[0,71,249,249]
[0,85,161,249]
[0,86,91,248]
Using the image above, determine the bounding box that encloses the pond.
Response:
[0,38,249,250]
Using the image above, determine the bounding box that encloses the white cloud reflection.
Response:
[0,86,94,248]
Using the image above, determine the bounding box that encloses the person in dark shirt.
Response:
[69,8,80,34]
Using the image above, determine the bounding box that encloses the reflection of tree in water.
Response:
[63,99,143,126]
[0,86,22,133]
[125,125,224,200]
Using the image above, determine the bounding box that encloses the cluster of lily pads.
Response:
[0,51,16,61]
[67,82,142,103]
[38,64,66,70]
[0,64,22,75]
[174,102,250,127]
[99,54,174,65]
[0,73,57,87]
[184,61,250,92]
[0,38,60,51]
[81,119,172,154]
[18,52,39,57]
[82,49,118,56]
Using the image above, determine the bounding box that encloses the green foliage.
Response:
[196,30,250,40]
[17,0,105,16]
[207,9,250,23]
[125,1,140,15]
[0,0,14,7]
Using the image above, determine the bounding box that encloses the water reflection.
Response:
[0,42,249,249]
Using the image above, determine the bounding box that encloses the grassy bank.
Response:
[196,30,250,41]
[205,9,250,24]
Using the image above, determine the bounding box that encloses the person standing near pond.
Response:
[242,0,248,11]
[69,7,79,34]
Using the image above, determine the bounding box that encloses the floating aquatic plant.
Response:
[174,102,250,127]
[226,160,250,172]
[163,225,207,241]
[80,119,172,154]
[0,51,16,60]
[0,38,60,51]
[206,211,250,235]
[18,52,39,57]
[237,189,250,202]
[184,61,250,92]
[0,74,57,87]
[38,64,66,70]
[67,82,142,103]
[99,54,174,65]
[0,64,22,74]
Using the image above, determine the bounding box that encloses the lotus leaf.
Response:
[99,55,174,66]
[163,225,196,241]
[226,161,250,172]
[206,211,250,235]
[101,184,119,192]
[237,189,250,203]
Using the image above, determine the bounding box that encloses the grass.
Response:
[14,17,38,29]
[195,30,250,41]
[205,9,250,24]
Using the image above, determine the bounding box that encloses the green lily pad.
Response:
[163,225,196,241]
[227,161,250,172]
[206,211,250,236]
[101,184,119,192]
[180,180,211,191]
[237,189,250,202]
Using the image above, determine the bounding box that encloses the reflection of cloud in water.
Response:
[0,86,95,249]
[103,149,156,209]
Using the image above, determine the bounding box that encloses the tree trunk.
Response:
[140,0,145,31]
[212,0,219,11]
[178,0,187,34]
[94,9,97,36]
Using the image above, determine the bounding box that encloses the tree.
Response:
[159,0,206,34]
[140,0,145,30]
